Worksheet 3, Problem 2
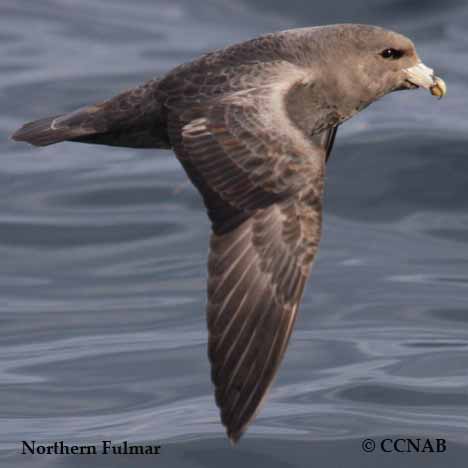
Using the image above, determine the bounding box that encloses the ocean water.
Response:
[1,0,468,466]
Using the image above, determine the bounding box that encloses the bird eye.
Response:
[381,48,404,59]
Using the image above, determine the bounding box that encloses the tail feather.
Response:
[11,78,171,149]
[11,106,102,147]
[12,114,68,147]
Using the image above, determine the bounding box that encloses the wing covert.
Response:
[170,80,326,231]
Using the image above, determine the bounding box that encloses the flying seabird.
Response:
[12,24,446,443]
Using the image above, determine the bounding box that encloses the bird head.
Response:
[318,25,446,108]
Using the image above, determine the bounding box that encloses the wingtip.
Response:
[227,431,242,446]
[228,433,240,448]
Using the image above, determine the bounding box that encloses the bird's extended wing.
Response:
[164,62,332,441]
[207,193,321,442]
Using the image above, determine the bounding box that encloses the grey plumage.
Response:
[13,78,170,148]
[11,24,444,443]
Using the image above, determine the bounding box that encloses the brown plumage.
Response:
[11,24,445,443]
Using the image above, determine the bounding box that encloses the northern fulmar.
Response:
[12,24,446,443]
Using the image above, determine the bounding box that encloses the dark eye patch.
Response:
[381,48,404,59]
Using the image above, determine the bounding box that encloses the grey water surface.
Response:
[1,0,468,467]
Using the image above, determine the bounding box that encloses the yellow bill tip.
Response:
[430,76,447,99]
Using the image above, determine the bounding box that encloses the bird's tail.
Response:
[11,78,170,149]
[11,106,104,147]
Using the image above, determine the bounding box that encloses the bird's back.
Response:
[12,27,321,149]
